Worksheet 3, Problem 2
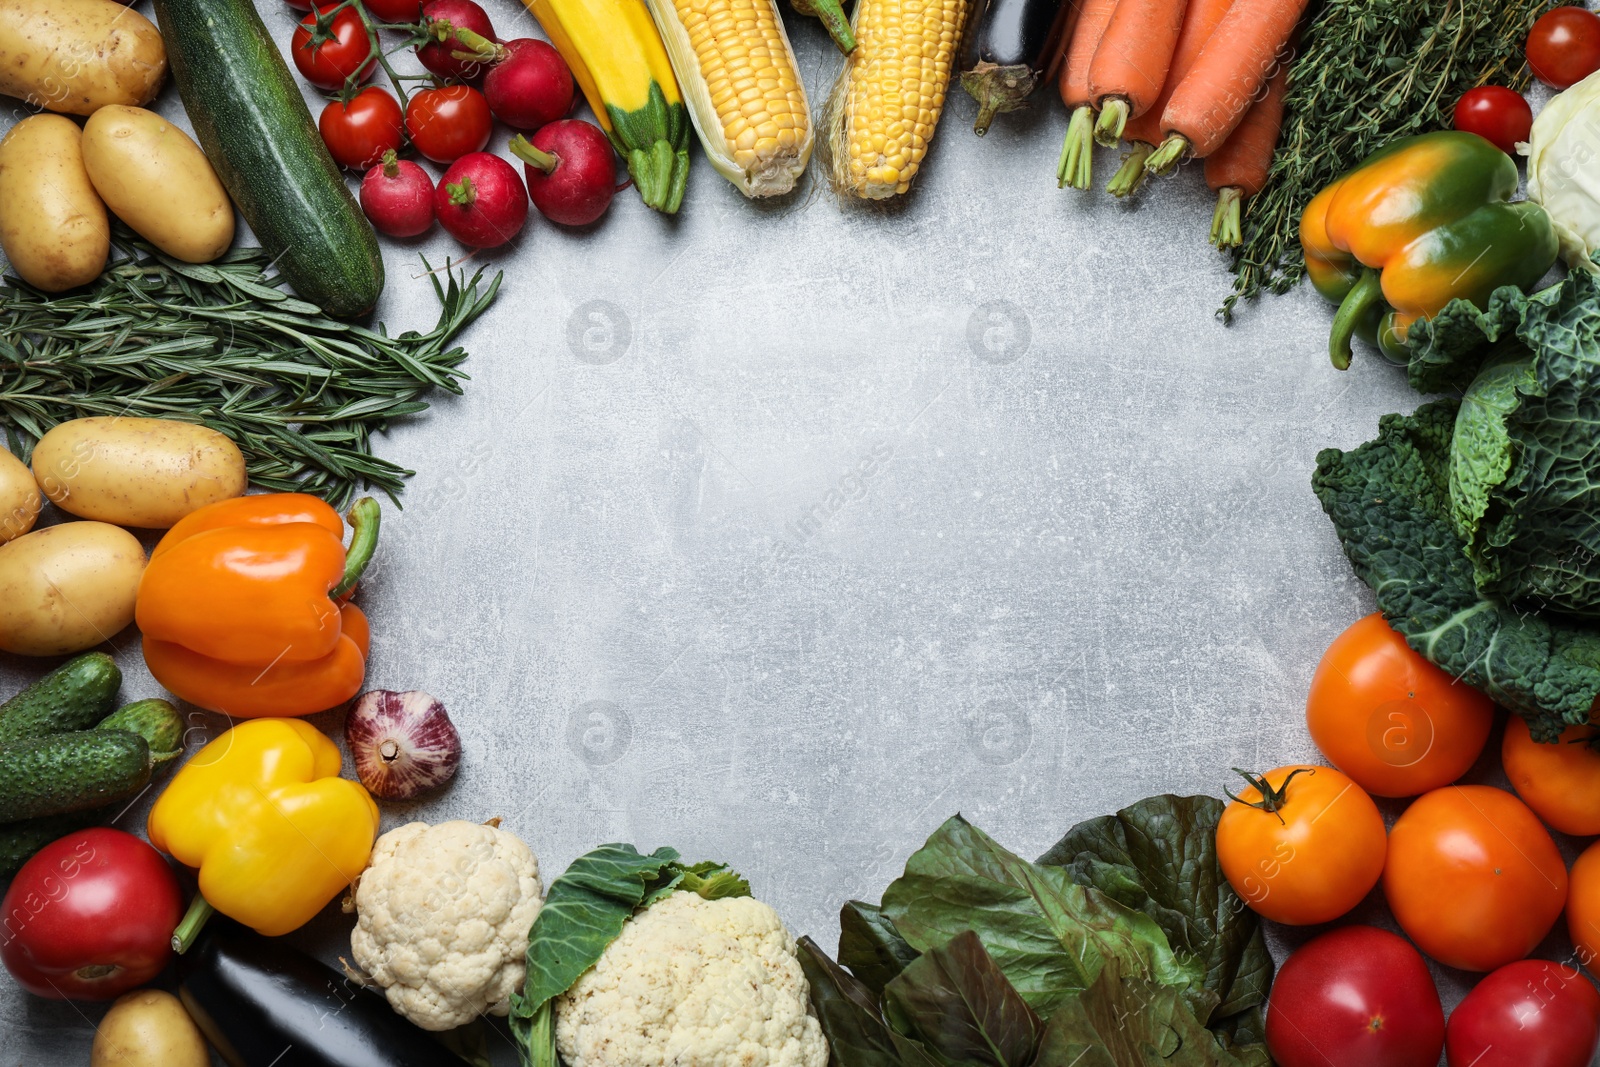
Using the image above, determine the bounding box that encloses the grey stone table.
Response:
[1,2,1578,1062]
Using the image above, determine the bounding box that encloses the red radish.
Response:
[435,152,528,248]
[417,0,498,83]
[361,151,436,237]
[466,36,575,130]
[510,124,618,226]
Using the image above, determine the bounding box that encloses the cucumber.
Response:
[150,0,384,318]
[0,731,151,822]
[0,653,121,744]
[0,809,108,878]
[97,699,184,765]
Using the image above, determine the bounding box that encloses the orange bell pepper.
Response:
[136,493,379,718]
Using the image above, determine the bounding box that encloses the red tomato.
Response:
[1528,7,1600,89]
[1453,87,1534,156]
[291,5,375,91]
[1386,786,1567,972]
[1307,613,1494,797]
[1446,959,1600,1067]
[1567,840,1600,976]
[319,86,404,169]
[0,828,184,1000]
[362,0,424,19]
[404,84,492,163]
[1266,926,1444,1067]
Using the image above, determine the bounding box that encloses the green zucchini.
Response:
[97,699,184,766]
[0,731,151,822]
[0,810,108,878]
[0,653,121,744]
[151,0,384,318]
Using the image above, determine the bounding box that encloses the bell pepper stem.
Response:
[1329,268,1384,371]
[172,893,216,955]
[333,497,381,599]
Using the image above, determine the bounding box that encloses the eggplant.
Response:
[959,0,1075,135]
[177,923,464,1067]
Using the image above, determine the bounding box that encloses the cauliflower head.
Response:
[555,891,827,1067]
[352,820,542,1030]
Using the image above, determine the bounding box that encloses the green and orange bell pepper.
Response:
[135,493,378,718]
[1300,130,1558,368]
[151,718,379,946]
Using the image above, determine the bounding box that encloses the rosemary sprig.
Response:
[0,227,501,506]
[1221,0,1548,321]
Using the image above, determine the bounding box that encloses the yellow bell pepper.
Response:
[150,719,379,947]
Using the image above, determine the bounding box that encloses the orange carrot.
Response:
[1086,0,1189,148]
[1204,59,1288,246]
[1107,0,1233,196]
[1055,0,1120,190]
[1145,0,1307,174]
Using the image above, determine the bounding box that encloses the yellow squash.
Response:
[523,0,690,213]
[647,0,813,197]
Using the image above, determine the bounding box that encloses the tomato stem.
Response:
[171,893,217,955]
[1225,766,1316,825]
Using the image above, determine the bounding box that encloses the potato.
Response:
[0,0,166,116]
[0,521,145,656]
[91,989,209,1067]
[0,449,41,545]
[0,115,109,292]
[32,417,247,529]
[83,106,234,263]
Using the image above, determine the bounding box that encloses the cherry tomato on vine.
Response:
[363,0,424,19]
[1445,959,1600,1067]
[404,84,492,163]
[320,86,404,170]
[291,4,376,91]
[1215,764,1387,926]
[1266,926,1444,1067]
[1386,785,1566,972]
[1307,613,1493,797]
[1453,87,1534,156]
[1503,716,1600,836]
[1528,6,1600,89]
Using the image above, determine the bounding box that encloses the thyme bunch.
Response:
[0,228,501,506]
[1222,0,1548,320]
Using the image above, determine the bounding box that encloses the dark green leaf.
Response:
[880,816,1191,1018]
[798,935,904,1067]
[883,932,1042,1067]
[840,901,920,996]
[1038,795,1271,1026]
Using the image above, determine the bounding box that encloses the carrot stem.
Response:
[1056,106,1096,190]
[1329,268,1383,370]
[1210,186,1243,247]
[1093,98,1129,148]
[1144,134,1188,176]
[1107,143,1154,198]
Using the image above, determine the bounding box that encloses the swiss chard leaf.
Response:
[882,932,1043,1067]
[508,845,750,1067]
[1312,399,1600,740]
[798,935,903,1067]
[880,816,1192,1018]
[1037,795,1272,1028]
[840,901,920,997]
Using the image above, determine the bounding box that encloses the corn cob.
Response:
[822,0,971,199]
[647,0,814,197]
[522,0,691,213]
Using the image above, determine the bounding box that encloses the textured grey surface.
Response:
[0,0,1572,1062]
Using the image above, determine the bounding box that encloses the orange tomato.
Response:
[1385,786,1567,972]
[1568,840,1600,976]
[1503,717,1600,836]
[1217,765,1387,925]
[1307,613,1494,797]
